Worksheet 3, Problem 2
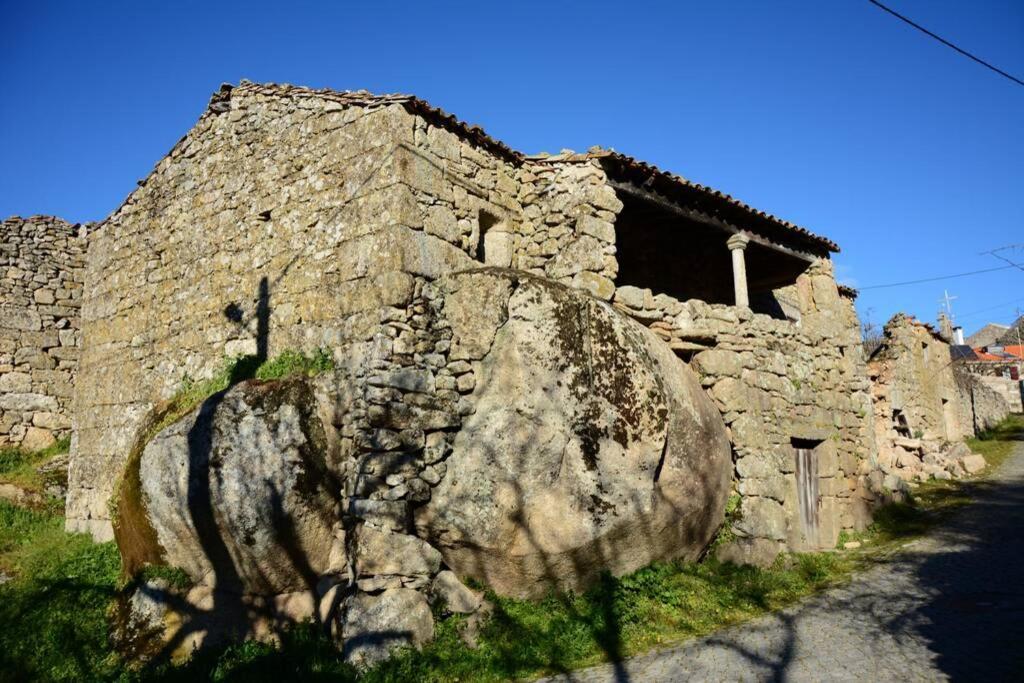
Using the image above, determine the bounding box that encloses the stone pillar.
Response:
[727,233,750,308]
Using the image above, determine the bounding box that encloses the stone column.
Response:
[727,233,750,308]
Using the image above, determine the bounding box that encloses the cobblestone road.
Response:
[543,438,1024,682]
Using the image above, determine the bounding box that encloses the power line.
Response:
[867,0,1024,88]
[957,297,1024,320]
[858,264,1018,290]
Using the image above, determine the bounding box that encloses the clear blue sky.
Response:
[2,1,1022,336]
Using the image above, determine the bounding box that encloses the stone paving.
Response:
[543,437,1024,682]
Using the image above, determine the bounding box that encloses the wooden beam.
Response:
[608,180,820,264]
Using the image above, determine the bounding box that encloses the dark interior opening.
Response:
[476,210,500,263]
[613,188,813,318]
[892,408,912,437]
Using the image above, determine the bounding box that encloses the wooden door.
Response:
[795,446,820,547]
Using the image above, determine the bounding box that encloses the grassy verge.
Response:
[0,500,121,682]
[967,413,1024,470]
[1,413,1020,682]
[0,436,71,495]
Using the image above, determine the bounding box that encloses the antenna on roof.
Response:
[939,289,958,325]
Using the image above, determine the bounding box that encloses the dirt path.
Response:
[544,438,1024,682]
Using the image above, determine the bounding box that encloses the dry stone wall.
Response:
[868,315,964,443]
[70,81,888,587]
[0,215,85,450]
[513,156,621,300]
[975,375,1022,413]
[611,260,877,564]
[956,371,1014,433]
[868,315,977,487]
[70,85,480,540]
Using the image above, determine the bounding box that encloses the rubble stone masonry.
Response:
[67,82,883,566]
[68,84,519,539]
[0,216,85,451]
[611,262,877,562]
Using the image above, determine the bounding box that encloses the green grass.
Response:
[0,500,121,683]
[0,436,71,495]
[967,413,1024,471]
[137,554,847,683]
[0,412,1019,682]
[838,413,1024,557]
[149,349,335,439]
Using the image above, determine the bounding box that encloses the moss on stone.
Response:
[110,352,338,583]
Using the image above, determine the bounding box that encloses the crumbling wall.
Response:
[0,215,85,450]
[610,259,877,564]
[867,315,972,487]
[868,315,964,444]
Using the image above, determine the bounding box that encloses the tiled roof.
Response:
[971,346,1023,362]
[205,83,840,256]
[527,148,839,255]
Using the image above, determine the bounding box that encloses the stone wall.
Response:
[609,260,877,564]
[955,369,1013,435]
[69,85,489,539]
[1,215,85,450]
[867,315,972,487]
[512,156,621,300]
[868,315,964,444]
[974,375,1022,413]
[69,81,883,579]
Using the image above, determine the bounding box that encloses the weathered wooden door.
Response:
[795,446,819,547]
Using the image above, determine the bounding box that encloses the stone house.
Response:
[0,215,86,450]
[66,81,878,569]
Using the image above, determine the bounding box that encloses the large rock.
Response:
[416,270,732,598]
[114,377,339,595]
[340,588,434,668]
[962,453,986,475]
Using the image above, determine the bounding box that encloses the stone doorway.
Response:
[792,439,822,548]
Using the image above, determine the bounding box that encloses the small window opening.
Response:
[892,408,912,438]
[922,341,930,362]
[476,210,511,267]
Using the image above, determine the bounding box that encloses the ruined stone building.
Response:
[0,215,86,450]
[869,315,963,444]
[865,314,997,485]
[9,80,908,659]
